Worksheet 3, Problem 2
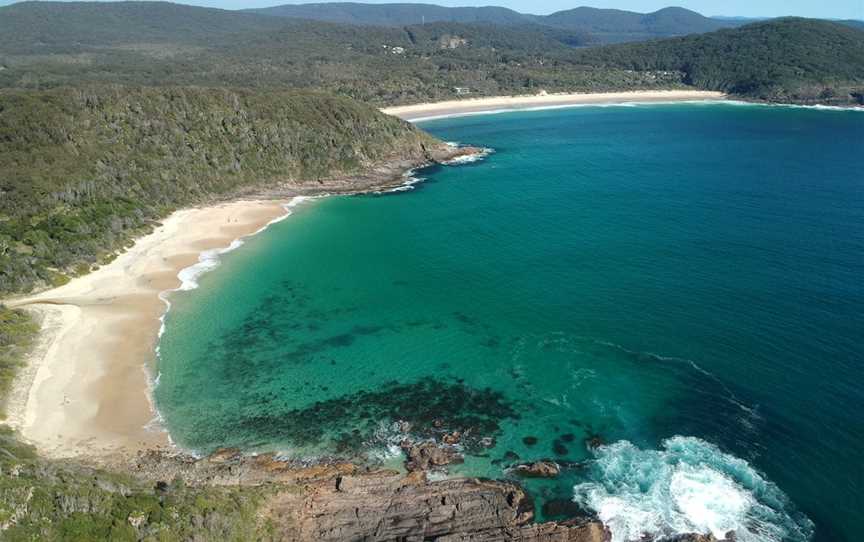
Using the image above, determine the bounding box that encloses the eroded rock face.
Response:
[129,448,357,486]
[267,470,609,542]
[438,518,611,541]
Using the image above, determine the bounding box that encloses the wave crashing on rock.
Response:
[573,436,814,542]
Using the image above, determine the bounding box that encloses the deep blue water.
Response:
[156,103,864,541]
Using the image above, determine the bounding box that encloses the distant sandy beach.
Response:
[382,90,727,121]
[5,200,291,459]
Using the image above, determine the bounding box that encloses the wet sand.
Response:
[5,200,290,459]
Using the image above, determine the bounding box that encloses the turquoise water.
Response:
[155,103,863,542]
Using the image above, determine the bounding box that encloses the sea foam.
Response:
[175,196,310,291]
[441,144,494,165]
[573,436,813,542]
[721,99,864,112]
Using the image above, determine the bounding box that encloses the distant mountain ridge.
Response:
[0,0,287,53]
[246,2,742,43]
[249,2,530,26]
[0,2,861,106]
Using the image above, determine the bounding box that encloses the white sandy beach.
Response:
[381,90,727,121]
[5,200,291,459]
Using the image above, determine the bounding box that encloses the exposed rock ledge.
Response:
[120,442,732,542]
[125,449,609,541]
[248,143,485,199]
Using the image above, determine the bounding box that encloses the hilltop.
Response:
[0,1,287,54]
[0,3,862,104]
[0,2,674,102]
[247,2,739,43]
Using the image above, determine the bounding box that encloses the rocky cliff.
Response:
[126,447,610,542]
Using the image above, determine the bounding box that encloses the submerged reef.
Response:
[219,377,520,456]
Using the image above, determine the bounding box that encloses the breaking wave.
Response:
[573,436,813,542]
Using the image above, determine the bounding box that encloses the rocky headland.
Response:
[119,444,611,542]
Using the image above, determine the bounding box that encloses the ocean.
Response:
[154,102,863,542]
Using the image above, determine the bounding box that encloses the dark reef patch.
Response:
[552,440,568,456]
[196,283,455,379]
[481,337,501,348]
[542,498,593,520]
[503,451,520,462]
[215,377,520,456]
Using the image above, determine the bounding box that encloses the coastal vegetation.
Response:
[0,307,38,419]
[0,86,437,295]
[0,426,278,540]
[0,294,255,542]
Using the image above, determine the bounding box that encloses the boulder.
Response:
[405,442,464,472]
[442,431,462,445]
[513,461,561,478]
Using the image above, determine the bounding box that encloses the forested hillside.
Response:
[1,2,861,106]
[0,1,287,54]
[248,2,739,42]
[0,3,671,103]
[0,87,438,294]
[573,18,864,104]
[248,2,531,27]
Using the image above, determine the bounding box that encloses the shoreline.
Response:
[2,142,474,461]
[5,200,297,459]
[381,89,728,121]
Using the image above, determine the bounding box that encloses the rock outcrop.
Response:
[512,461,561,478]
[122,447,736,542]
[267,470,609,542]
[404,441,464,472]
[126,449,608,541]
[438,518,610,541]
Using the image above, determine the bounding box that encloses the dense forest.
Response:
[1,2,862,106]
[247,2,738,42]
[0,86,437,295]
[0,4,674,103]
[572,18,864,103]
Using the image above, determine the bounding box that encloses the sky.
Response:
[0,0,861,19]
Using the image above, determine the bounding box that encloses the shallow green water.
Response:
[155,103,863,542]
